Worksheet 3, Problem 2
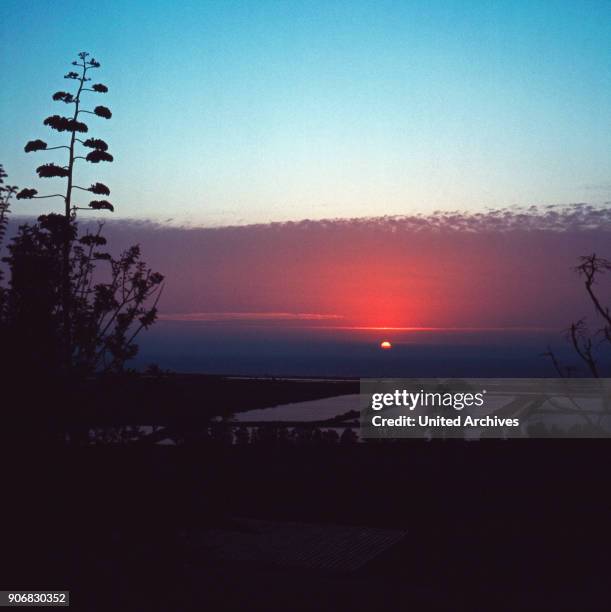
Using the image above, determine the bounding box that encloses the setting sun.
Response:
[380,340,392,350]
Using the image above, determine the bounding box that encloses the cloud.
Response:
[158,312,343,322]
[6,203,611,331]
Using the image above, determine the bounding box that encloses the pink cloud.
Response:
[8,203,611,332]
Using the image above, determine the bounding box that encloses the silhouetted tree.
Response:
[544,253,610,377]
[0,164,17,252]
[3,215,163,376]
[340,428,358,444]
[16,52,114,367]
[0,165,18,326]
[234,425,251,445]
[321,429,340,444]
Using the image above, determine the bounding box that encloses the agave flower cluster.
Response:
[16,51,115,215]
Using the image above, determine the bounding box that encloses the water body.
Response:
[234,394,360,422]
[133,323,583,378]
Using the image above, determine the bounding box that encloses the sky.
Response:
[72,205,608,329]
[2,0,611,225]
[39,205,605,376]
[2,2,611,377]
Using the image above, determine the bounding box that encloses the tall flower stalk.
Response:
[17,52,114,368]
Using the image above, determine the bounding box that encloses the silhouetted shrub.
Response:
[3,214,163,376]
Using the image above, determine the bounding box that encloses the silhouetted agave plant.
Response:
[17,51,116,366]
[19,51,114,218]
[5,53,164,380]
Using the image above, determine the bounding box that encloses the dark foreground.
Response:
[2,375,611,610]
[4,442,611,611]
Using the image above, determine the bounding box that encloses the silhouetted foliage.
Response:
[0,164,17,251]
[93,105,112,119]
[23,51,114,217]
[82,138,108,151]
[24,139,48,153]
[2,214,163,375]
[234,425,251,445]
[43,115,88,133]
[543,253,611,377]
[16,51,120,369]
[2,216,68,373]
[37,163,70,178]
[0,165,18,309]
[6,53,163,380]
[16,189,38,200]
[88,199,114,212]
[52,91,75,103]
[88,182,110,195]
[85,150,113,164]
[340,428,358,444]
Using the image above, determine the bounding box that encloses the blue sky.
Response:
[1,0,611,225]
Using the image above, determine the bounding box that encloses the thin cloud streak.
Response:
[158,312,343,322]
[326,326,556,332]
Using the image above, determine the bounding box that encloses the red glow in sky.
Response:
[90,208,611,332]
